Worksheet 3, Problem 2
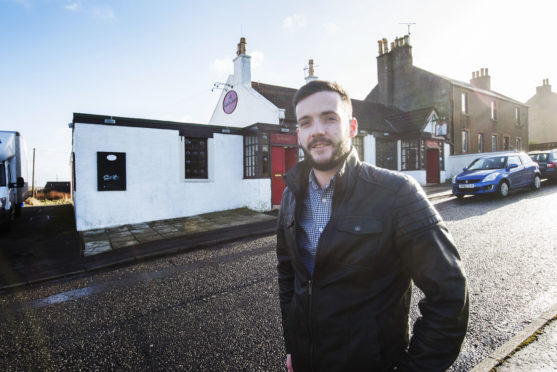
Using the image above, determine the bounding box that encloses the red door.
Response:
[426,148,440,183]
[272,147,286,205]
[272,147,298,205]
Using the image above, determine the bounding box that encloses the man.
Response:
[276,80,469,372]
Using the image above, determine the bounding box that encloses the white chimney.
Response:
[305,59,319,83]
[233,37,251,85]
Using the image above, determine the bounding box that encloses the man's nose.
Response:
[310,120,326,137]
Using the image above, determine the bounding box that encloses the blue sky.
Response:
[1,0,555,186]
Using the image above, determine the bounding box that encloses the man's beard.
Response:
[302,137,351,171]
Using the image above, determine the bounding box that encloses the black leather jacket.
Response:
[276,150,469,372]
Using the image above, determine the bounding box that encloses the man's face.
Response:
[296,91,357,171]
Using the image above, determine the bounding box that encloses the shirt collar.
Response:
[308,168,338,191]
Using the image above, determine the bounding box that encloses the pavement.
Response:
[1,182,555,371]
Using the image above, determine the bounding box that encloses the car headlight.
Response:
[482,173,499,182]
[452,175,457,183]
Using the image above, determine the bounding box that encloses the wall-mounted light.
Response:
[104,118,116,124]
[221,128,231,134]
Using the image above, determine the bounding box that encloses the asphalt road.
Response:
[1,182,556,371]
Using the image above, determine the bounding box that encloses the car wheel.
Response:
[532,175,541,190]
[456,194,464,200]
[497,181,509,198]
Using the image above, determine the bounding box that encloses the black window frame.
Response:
[401,139,420,171]
[184,137,208,179]
[243,133,270,179]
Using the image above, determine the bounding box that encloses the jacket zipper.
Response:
[308,279,314,371]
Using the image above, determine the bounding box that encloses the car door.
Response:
[519,154,536,185]
[506,155,524,187]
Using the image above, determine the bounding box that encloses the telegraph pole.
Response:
[32,148,36,197]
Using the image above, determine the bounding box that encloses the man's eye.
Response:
[299,121,310,127]
[327,116,337,121]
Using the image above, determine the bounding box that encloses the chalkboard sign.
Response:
[97,152,126,191]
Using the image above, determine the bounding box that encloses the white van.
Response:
[0,131,28,224]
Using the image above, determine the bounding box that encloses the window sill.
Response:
[184,178,212,183]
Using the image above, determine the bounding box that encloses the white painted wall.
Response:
[404,170,427,186]
[447,150,510,180]
[73,124,270,231]
[363,134,376,164]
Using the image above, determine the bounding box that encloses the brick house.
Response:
[365,35,529,158]
[527,79,557,150]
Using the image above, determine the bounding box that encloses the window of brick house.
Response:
[461,92,468,114]
[504,136,510,151]
[462,130,469,153]
[401,139,420,170]
[478,133,484,152]
[491,101,498,121]
[491,135,497,151]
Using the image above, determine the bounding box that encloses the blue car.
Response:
[452,153,541,199]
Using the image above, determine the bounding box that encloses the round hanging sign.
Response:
[223,90,238,114]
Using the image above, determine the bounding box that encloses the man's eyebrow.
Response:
[320,110,339,116]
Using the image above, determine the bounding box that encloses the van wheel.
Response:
[497,181,509,198]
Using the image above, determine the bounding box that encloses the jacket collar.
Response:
[284,148,361,203]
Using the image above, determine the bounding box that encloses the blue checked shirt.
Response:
[297,170,336,276]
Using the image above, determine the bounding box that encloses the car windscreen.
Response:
[0,163,5,186]
[530,153,548,162]
[467,156,507,170]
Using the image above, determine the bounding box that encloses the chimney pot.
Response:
[485,68,489,76]
[378,40,383,55]
[383,38,389,52]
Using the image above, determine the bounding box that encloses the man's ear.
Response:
[349,118,358,138]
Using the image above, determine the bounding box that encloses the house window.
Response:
[184,137,208,179]
[516,138,521,151]
[462,130,469,153]
[503,136,510,151]
[491,135,497,151]
[244,133,270,179]
[478,133,484,152]
[401,139,420,170]
[491,100,498,121]
[461,92,468,114]
[515,107,520,124]
[352,135,364,161]
[376,139,397,170]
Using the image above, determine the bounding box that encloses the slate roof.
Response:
[384,107,436,133]
[415,67,527,106]
[251,81,406,133]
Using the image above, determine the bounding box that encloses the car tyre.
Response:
[497,180,509,198]
[455,194,464,200]
[532,175,541,190]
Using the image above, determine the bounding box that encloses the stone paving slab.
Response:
[79,208,275,257]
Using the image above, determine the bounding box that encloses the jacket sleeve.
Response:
[276,189,296,354]
[393,177,469,372]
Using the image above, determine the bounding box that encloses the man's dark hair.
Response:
[292,80,353,116]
